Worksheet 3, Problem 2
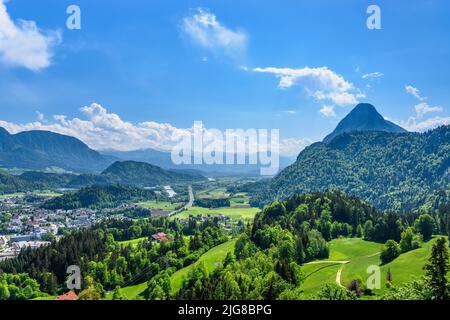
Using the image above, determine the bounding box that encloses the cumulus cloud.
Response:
[319,105,336,118]
[405,85,426,101]
[397,116,450,132]
[279,138,312,157]
[362,72,384,80]
[182,8,246,57]
[253,66,364,106]
[415,102,443,118]
[0,103,308,157]
[0,103,187,152]
[0,0,61,71]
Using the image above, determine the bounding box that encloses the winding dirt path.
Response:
[304,260,350,287]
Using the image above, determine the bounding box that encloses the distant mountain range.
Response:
[102,149,296,176]
[0,126,294,176]
[0,127,114,173]
[252,104,450,212]
[0,160,205,193]
[323,103,406,143]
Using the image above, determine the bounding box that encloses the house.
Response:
[55,291,78,301]
[151,232,169,243]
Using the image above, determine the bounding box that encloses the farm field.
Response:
[196,187,229,200]
[229,192,251,207]
[173,206,259,221]
[136,201,181,211]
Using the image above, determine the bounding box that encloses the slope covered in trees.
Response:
[41,185,157,210]
[253,125,450,212]
[101,161,205,187]
[0,127,113,173]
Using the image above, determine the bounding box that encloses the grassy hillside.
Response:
[301,237,438,298]
[170,239,236,295]
[109,239,236,300]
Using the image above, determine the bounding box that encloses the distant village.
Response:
[0,193,137,262]
[0,188,244,262]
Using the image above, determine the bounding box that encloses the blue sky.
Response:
[0,0,449,155]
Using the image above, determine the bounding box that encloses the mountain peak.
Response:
[323,103,407,143]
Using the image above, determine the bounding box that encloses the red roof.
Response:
[152,232,166,240]
[55,291,78,301]
[151,232,171,242]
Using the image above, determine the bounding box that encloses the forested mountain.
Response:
[41,185,157,210]
[323,103,406,143]
[0,160,205,195]
[0,128,114,173]
[253,123,450,212]
[101,161,206,186]
[0,169,26,194]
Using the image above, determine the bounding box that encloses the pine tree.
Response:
[424,237,450,300]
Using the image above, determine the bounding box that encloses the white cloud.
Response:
[415,102,443,118]
[282,110,297,115]
[0,102,307,157]
[279,138,312,157]
[405,85,426,101]
[253,66,363,106]
[362,72,384,80]
[182,8,246,57]
[397,116,450,132]
[0,0,61,71]
[319,105,336,118]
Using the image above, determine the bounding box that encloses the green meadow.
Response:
[170,239,236,294]
[301,237,438,298]
[136,201,181,211]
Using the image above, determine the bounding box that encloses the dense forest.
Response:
[252,125,450,212]
[41,185,157,210]
[195,198,231,209]
[2,192,449,300]
[0,160,205,195]
[0,216,230,299]
[176,193,450,300]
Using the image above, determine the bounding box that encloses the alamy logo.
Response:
[67,5,81,30]
[367,5,382,30]
[366,265,381,290]
[171,121,280,176]
[66,265,81,290]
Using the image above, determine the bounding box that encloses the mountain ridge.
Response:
[252,104,450,212]
[0,128,114,173]
[323,103,407,143]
